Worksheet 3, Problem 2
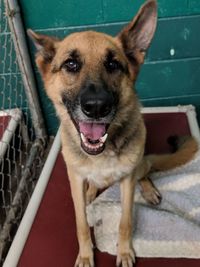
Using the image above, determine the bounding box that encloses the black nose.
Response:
[80,84,114,118]
[81,99,112,118]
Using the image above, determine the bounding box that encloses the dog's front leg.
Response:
[68,168,94,267]
[117,175,136,267]
[86,181,98,205]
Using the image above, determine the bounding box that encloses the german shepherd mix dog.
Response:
[28,0,198,266]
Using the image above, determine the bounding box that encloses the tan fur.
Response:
[28,1,198,266]
[146,136,198,171]
[137,136,198,204]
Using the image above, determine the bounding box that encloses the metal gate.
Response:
[0,0,48,264]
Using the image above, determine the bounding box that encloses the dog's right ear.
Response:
[27,29,59,64]
[118,0,157,66]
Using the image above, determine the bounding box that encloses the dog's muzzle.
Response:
[76,83,116,155]
[62,82,117,155]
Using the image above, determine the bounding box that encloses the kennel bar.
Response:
[4,0,46,139]
[3,105,200,267]
[0,0,48,263]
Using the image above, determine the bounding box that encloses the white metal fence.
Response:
[0,0,48,264]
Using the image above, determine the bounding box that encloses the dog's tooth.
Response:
[82,136,104,151]
[100,133,108,143]
[85,143,90,148]
[84,142,89,148]
[82,139,89,148]
[80,132,87,143]
[80,132,84,141]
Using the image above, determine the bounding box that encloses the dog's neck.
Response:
[109,111,144,154]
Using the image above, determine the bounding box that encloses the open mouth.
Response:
[78,121,108,155]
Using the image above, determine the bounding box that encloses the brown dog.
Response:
[28,0,198,266]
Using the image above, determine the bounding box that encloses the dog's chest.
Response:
[78,153,134,188]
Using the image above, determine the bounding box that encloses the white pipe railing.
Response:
[3,130,61,267]
[0,109,22,159]
[141,105,200,143]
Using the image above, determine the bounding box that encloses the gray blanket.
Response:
[87,150,200,258]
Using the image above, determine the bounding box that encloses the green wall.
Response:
[19,0,200,135]
[0,2,28,117]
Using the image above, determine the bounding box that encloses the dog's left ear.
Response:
[118,0,157,65]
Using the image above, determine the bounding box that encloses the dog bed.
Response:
[4,105,200,267]
[87,150,200,258]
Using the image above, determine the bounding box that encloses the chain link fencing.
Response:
[0,0,49,264]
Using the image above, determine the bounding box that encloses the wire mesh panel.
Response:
[0,0,47,264]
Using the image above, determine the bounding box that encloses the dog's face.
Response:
[29,0,157,155]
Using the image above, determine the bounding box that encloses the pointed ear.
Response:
[118,0,157,65]
[27,29,59,63]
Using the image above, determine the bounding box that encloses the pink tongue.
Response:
[79,122,106,140]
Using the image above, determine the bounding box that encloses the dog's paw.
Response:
[141,185,162,205]
[116,247,135,267]
[75,253,94,267]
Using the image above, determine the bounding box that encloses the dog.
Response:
[28,0,198,266]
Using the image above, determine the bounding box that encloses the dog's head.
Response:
[29,0,157,155]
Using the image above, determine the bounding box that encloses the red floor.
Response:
[0,116,11,140]
[17,113,200,267]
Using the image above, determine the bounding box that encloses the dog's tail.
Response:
[146,136,199,172]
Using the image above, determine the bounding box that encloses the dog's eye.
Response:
[104,59,123,73]
[63,59,81,73]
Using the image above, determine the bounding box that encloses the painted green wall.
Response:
[0,2,27,115]
[19,0,200,135]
